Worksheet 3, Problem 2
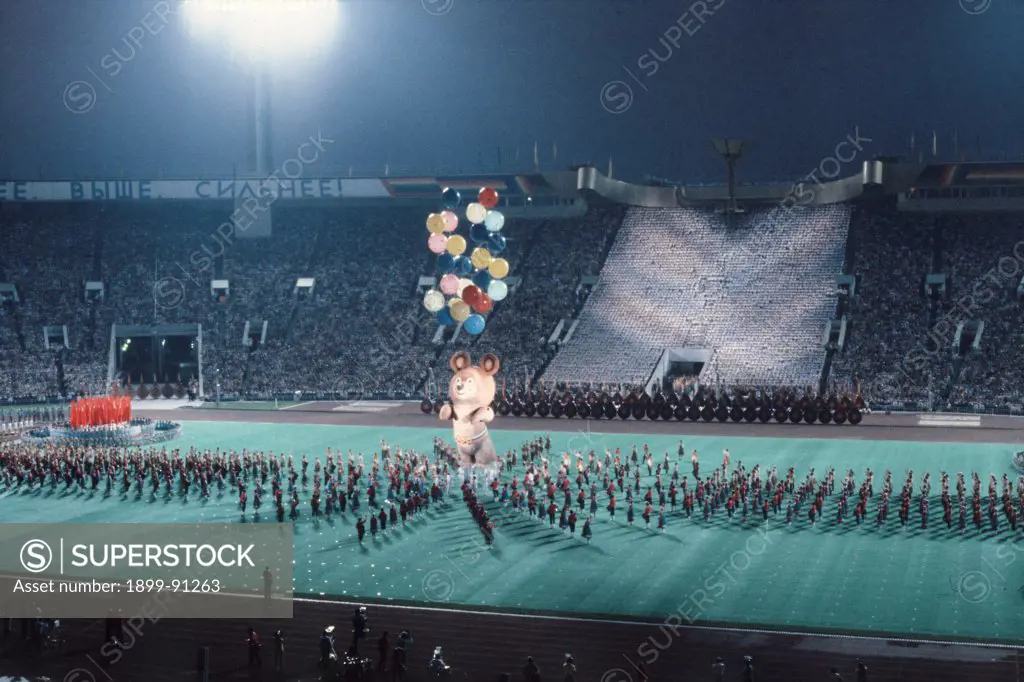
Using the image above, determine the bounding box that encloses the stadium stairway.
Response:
[55,350,67,396]
[818,350,833,396]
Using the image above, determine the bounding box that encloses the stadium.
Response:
[2,1,1024,682]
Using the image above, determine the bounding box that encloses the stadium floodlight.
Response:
[182,0,339,177]
[182,0,339,61]
[711,138,747,158]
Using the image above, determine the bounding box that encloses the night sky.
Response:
[0,0,1020,183]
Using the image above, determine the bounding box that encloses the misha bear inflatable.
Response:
[439,352,500,481]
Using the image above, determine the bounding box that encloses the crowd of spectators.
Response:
[936,213,1024,409]
[0,351,58,402]
[0,203,621,402]
[235,206,439,398]
[832,206,1024,412]
[0,200,1021,412]
[829,205,937,407]
[59,348,110,397]
[544,204,848,388]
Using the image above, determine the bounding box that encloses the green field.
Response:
[3,421,1022,643]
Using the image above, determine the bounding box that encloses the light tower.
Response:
[250,66,274,176]
[182,0,339,177]
[711,138,748,215]
[180,0,338,399]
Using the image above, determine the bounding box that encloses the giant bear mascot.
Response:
[439,351,500,483]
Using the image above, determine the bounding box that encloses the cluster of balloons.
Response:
[422,186,509,335]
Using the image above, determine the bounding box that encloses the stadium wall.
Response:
[4,160,1024,211]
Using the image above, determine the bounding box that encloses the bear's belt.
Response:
[455,429,488,447]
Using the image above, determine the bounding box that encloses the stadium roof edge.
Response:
[1,160,1021,207]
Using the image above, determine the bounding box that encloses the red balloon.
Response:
[462,285,481,306]
[478,187,499,209]
[473,293,493,314]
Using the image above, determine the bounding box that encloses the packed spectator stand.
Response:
[831,206,1024,413]
[542,204,849,389]
[0,204,624,403]
[0,199,1022,413]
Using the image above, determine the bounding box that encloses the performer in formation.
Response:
[2,435,1021,548]
[462,479,496,547]
[0,438,453,537]
[481,436,1024,543]
[70,395,132,428]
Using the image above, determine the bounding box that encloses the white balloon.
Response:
[423,289,445,313]
[487,279,508,301]
[466,202,487,225]
[484,210,505,233]
[457,278,473,296]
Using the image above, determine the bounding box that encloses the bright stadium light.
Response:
[182,0,338,177]
[182,0,339,60]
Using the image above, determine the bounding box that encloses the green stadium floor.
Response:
[3,421,1022,644]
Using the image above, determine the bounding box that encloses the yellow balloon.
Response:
[426,213,445,234]
[466,202,487,225]
[488,257,509,278]
[446,234,467,256]
[471,247,492,269]
[450,299,470,322]
[423,289,445,313]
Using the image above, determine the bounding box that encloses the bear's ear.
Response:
[479,354,500,376]
[450,352,471,373]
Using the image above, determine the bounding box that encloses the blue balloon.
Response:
[441,187,461,210]
[470,223,490,243]
[454,255,473,276]
[484,210,505,233]
[488,279,508,301]
[464,314,486,335]
[472,270,492,290]
[437,308,455,326]
[487,233,506,254]
[436,253,456,273]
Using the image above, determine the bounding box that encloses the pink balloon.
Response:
[441,210,459,233]
[439,273,460,295]
[428,233,448,254]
